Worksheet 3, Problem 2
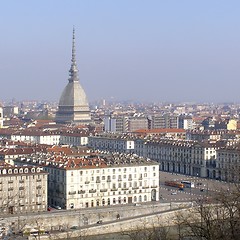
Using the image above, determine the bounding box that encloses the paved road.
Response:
[159,171,236,203]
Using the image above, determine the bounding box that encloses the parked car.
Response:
[53,205,62,210]
[70,226,78,230]
[134,203,141,206]
[171,192,177,195]
[96,220,103,224]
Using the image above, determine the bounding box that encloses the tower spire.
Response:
[72,26,76,64]
[69,26,79,82]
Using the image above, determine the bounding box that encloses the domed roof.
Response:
[55,28,91,124]
[59,81,89,107]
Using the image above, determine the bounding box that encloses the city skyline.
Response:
[1,1,240,103]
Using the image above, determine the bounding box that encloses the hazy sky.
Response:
[1,0,240,103]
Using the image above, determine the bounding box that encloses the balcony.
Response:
[107,179,111,182]
[122,188,128,190]
[89,189,96,193]
[151,186,158,188]
[36,179,42,182]
[111,188,117,191]
[8,180,13,184]
[19,187,25,190]
[132,187,139,190]
[96,180,100,183]
[36,185,42,189]
[128,178,132,181]
[85,181,90,184]
[69,191,76,195]
[36,194,42,197]
[8,187,14,191]
[142,186,149,189]
[19,180,24,183]
[78,190,85,194]
[100,189,107,192]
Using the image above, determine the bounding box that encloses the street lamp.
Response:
[190,185,192,205]
[206,182,209,201]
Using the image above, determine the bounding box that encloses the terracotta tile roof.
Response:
[0,128,17,136]
[47,146,90,156]
[0,146,48,156]
[15,151,157,170]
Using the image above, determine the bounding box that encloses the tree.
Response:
[121,217,173,240]
[174,184,240,240]
[0,194,29,239]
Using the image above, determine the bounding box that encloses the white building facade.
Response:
[11,131,61,145]
[89,134,218,178]
[15,152,159,210]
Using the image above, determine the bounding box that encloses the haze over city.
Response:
[1,0,240,103]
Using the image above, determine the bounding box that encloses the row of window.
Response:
[0,167,42,175]
[78,166,155,175]
[78,173,153,182]
[46,166,156,177]
[0,175,45,183]
[80,195,148,208]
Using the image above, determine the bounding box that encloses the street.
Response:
[159,171,235,203]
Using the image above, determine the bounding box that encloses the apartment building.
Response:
[0,146,48,165]
[1,126,91,147]
[88,133,136,154]
[3,106,19,118]
[132,128,186,139]
[0,162,48,215]
[186,130,223,142]
[215,145,240,182]
[59,128,89,146]
[178,116,194,130]
[14,152,159,210]
[104,115,128,133]
[89,134,218,178]
[142,140,217,178]
[11,129,61,145]
[149,114,179,129]
[128,117,148,132]
[104,115,148,133]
